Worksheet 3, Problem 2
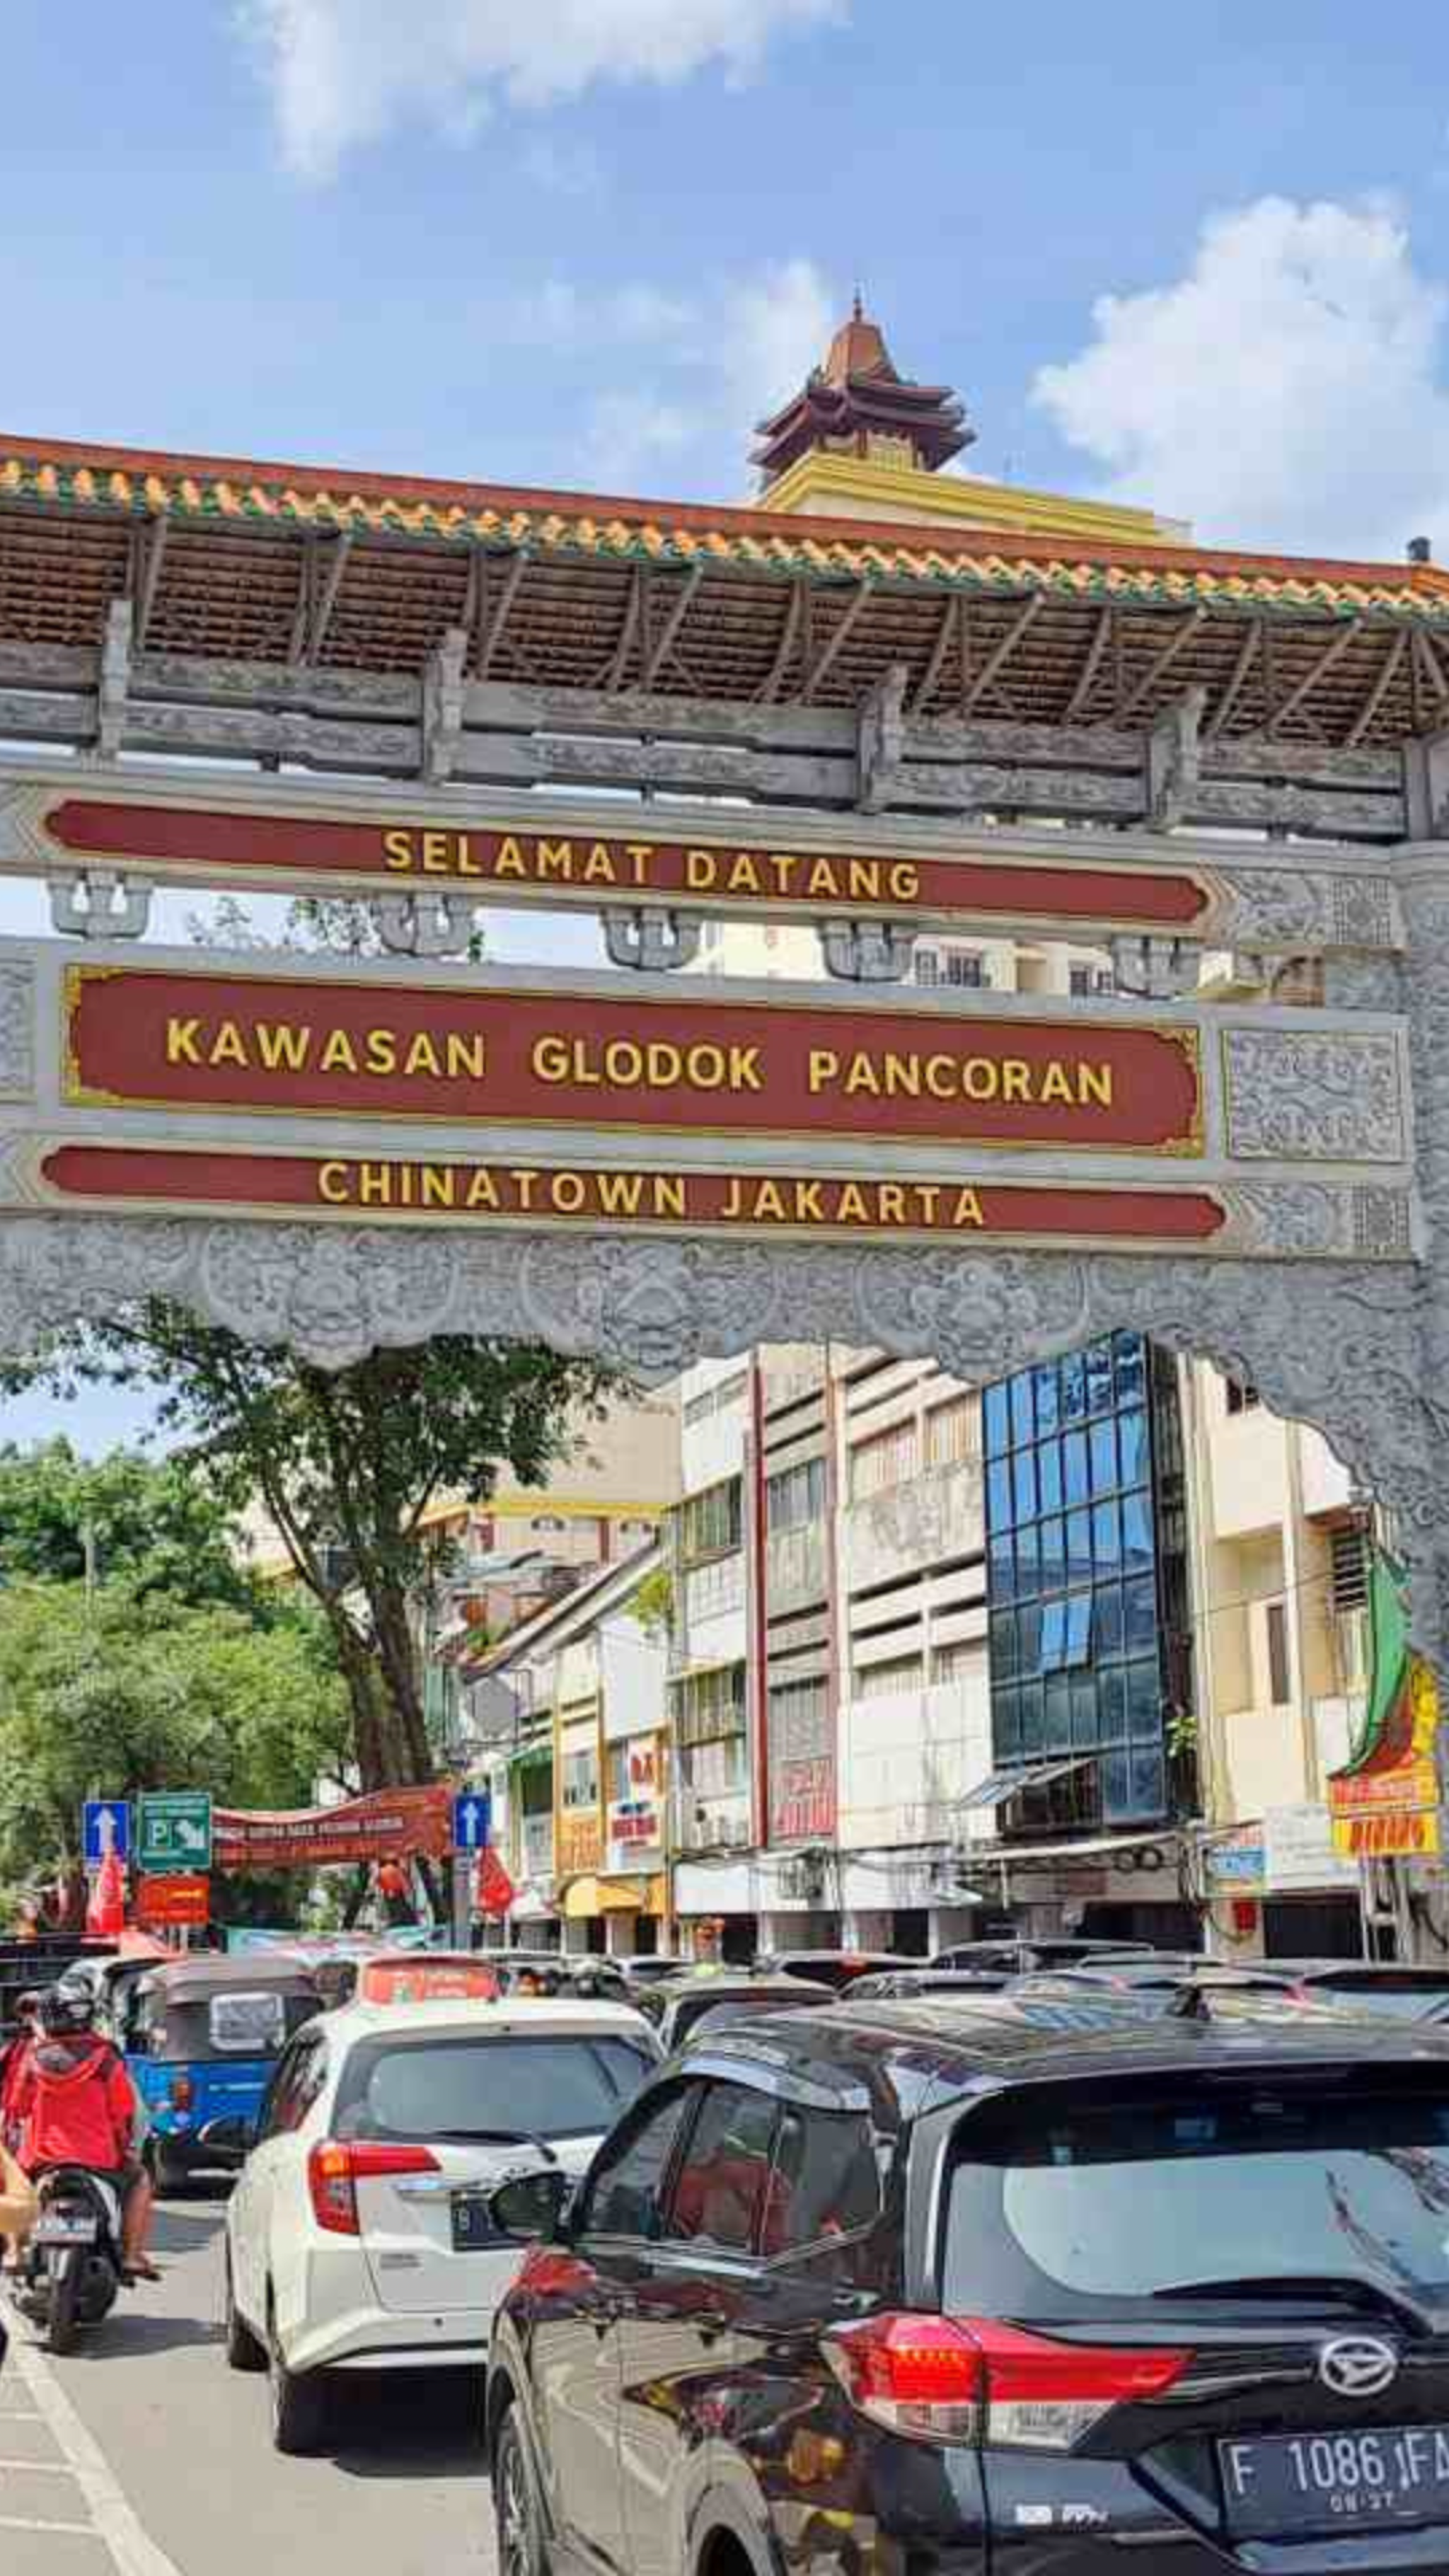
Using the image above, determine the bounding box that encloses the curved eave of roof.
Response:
[4,435,1449,625]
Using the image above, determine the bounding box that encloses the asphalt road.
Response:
[1,2188,492,2576]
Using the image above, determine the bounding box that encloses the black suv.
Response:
[485,1997,1449,2576]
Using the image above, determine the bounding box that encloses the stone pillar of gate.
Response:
[1392,849,1449,1744]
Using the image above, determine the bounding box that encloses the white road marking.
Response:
[0,2512,98,2535]
[10,2332,186,2576]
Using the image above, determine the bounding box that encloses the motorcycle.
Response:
[16,2165,126,2353]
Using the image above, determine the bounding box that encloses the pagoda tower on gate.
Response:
[754,294,1187,548]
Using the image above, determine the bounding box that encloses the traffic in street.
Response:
[3,2186,489,2576]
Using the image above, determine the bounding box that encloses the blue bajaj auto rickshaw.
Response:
[127,1956,323,2190]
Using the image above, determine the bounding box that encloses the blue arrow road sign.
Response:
[452,1791,492,1854]
[83,1799,130,1866]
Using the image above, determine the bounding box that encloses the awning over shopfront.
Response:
[959,1757,1093,1811]
[560,1874,666,1919]
[510,1884,557,1921]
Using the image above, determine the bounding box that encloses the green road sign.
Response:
[137,1791,214,1873]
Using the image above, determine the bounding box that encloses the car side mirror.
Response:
[197,2115,255,2163]
[488,2168,571,2242]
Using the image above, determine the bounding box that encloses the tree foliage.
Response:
[0,1437,253,1605]
[4,1324,624,1792]
[0,1576,350,1906]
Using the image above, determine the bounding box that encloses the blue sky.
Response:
[2,0,1448,1450]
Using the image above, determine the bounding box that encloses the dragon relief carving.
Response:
[1223,1029,1406,1162]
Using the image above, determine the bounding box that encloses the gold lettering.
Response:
[383,830,415,872]
[916,1184,941,1220]
[728,853,763,896]
[754,1180,786,1219]
[466,1169,500,1209]
[512,1169,540,1210]
[838,1184,869,1221]
[536,840,575,882]
[843,1053,881,1097]
[653,1176,686,1217]
[422,831,451,875]
[768,853,799,894]
[1000,1061,1032,1104]
[550,1172,587,1213]
[793,1182,824,1221]
[807,1049,839,1094]
[888,862,920,903]
[722,1178,743,1217]
[320,1028,360,1075]
[952,1187,985,1228]
[166,1017,202,1067]
[495,836,528,879]
[962,1058,1000,1102]
[403,1032,442,1080]
[924,1055,957,1101]
[806,857,842,901]
[422,1167,456,1208]
[444,1032,483,1081]
[455,835,480,876]
[209,1021,248,1068]
[1039,1061,1073,1104]
[532,1035,574,1085]
[882,1051,921,1099]
[364,1028,398,1077]
[1080,1062,1114,1109]
[878,1184,907,1223]
[258,1022,313,1073]
[729,1046,763,1092]
[847,858,883,903]
[318,1160,350,1203]
[596,1172,645,1217]
[686,850,718,892]
[626,843,654,888]
[358,1164,391,1203]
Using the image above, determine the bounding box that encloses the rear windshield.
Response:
[333,2033,654,2144]
[1310,1979,1449,2018]
[945,2081,1449,2318]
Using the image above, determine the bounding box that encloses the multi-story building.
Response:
[461,1539,671,1954]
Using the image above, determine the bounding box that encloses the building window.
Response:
[1224,1375,1261,1415]
[983,1333,1186,1830]
[561,1749,599,1810]
[916,949,986,990]
[767,1456,826,1531]
[924,1392,981,1467]
[849,1419,920,1499]
[931,1639,981,1686]
[853,1654,925,1699]
[681,1477,744,1563]
[1329,1526,1369,1614]
[682,1368,749,1429]
[531,1514,567,1534]
[1069,964,1116,998]
[674,1663,746,1746]
[1266,1599,1291,1707]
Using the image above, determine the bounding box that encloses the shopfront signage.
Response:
[135,1874,210,1929]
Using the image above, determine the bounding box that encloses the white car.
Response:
[221,1995,661,2453]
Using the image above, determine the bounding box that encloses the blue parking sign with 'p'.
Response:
[83,1800,130,1866]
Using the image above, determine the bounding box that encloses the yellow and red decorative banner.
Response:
[1329,1550,1441,1859]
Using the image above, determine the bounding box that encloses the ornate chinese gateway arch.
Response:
[0,432,1448,1675]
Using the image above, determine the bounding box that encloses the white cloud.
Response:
[1034,195,1449,560]
[239,0,845,182]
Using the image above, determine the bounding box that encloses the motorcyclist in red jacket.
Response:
[13,1990,158,2280]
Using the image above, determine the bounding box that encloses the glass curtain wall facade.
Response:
[984,1333,1192,1830]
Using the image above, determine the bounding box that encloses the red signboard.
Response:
[41,1143,1227,1247]
[213,1784,454,1872]
[64,964,1203,1155]
[40,795,1211,933]
[135,1875,210,1928]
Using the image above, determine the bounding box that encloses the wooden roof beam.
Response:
[799,578,877,703]
[598,565,645,692]
[1064,606,1113,722]
[130,515,168,649]
[299,531,352,667]
[1119,606,1207,720]
[1347,629,1408,747]
[474,548,530,681]
[909,594,957,715]
[642,562,704,688]
[962,593,1043,715]
[1206,620,1263,741]
[755,579,807,703]
[1266,616,1366,735]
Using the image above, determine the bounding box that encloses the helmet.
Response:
[39,1986,94,2038]
[16,1989,42,2018]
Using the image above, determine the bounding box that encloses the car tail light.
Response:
[306,2140,440,2236]
[824,2313,1191,2450]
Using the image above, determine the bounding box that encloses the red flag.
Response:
[475,1847,516,1919]
[87,1851,127,1939]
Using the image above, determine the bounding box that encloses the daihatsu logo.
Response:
[1317,2336,1399,2398]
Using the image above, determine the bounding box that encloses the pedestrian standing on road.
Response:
[375,1856,416,1929]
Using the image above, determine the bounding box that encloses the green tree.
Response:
[0,1577,350,1899]
[5,1324,623,1793]
[0,1438,254,1605]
